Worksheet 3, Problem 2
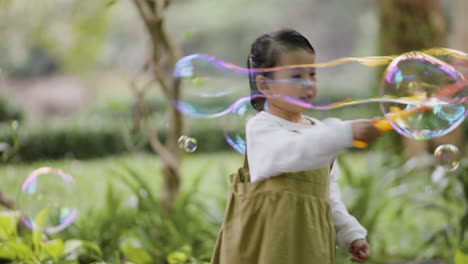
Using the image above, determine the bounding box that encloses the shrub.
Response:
[0,96,23,122]
[0,116,232,162]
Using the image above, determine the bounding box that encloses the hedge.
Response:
[0,117,232,162]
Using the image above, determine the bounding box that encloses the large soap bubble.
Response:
[221,97,258,154]
[17,167,78,234]
[380,52,468,140]
[173,54,248,118]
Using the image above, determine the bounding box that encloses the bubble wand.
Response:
[353,105,433,148]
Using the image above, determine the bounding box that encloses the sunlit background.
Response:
[0,0,467,263]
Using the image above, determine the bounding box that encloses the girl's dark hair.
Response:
[247,29,315,111]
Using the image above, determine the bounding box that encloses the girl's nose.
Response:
[301,79,316,89]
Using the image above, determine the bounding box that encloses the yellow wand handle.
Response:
[352,106,432,149]
[352,119,392,149]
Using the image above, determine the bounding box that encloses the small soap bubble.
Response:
[178,135,198,152]
[178,135,188,149]
[434,144,460,171]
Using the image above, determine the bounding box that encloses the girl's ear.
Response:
[255,75,271,94]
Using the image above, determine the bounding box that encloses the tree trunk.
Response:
[378,0,464,157]
[444,0,468,155]
[161,78,183,211]
[132,0,183,212]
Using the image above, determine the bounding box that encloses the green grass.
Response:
[0,151,243,214]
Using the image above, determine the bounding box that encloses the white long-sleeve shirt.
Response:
[246,111,367,249]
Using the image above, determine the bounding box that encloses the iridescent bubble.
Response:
[221,97,258,154]
[380,51,468,140]
[173,54,327,118]
[434,144,460,171]
[173,54,247,118]
[16,167,78,234]
[423,48,468,77]
[178,135,189,149]
[174,51,468,120]
[174,49,468,153]
[177,135,198,152]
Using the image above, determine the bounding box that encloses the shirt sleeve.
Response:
[329,160,367,249]
[246,116,354,182]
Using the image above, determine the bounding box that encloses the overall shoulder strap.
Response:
[243,153,249,170]
[238,151,250,182]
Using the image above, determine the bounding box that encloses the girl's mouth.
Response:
[298,96,312,102]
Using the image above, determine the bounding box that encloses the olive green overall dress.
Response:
[211,157,336,264]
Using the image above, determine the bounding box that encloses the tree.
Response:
[131,0,183,212]
[378,0,465,157]
[0,193,14,209]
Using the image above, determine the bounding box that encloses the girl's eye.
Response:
[310,72,316,77]
[291,74,302,79]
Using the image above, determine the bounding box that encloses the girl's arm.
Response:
[329,160,367,249]
[246,116,353,182]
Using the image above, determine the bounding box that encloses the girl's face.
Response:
[259,49,317,113]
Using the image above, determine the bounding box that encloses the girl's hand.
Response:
[348,239,370,263]
[351,120,381,143]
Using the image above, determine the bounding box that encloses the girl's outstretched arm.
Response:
[328,161,368,249]
[246,113,353,182]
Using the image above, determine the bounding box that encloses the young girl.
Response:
[211,29,380,264]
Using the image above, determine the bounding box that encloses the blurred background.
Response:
[0,0,467,263]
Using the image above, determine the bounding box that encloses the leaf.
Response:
[32,208,48,255]
[80,240,104,258]
[63,239,104,261]
[0,241,36,261]
[167,251,189,264]
[0,242,16,259]
[121,244,152,264]
[455,249,468,264]
[0,210,19,239]
[63,239,82,258]
[42,239,64,260]
[181,29,194,41]
[106,0,118,7]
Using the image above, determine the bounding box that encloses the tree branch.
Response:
[154,0,164,22]
[163,0,172,9]
[0,192,14,210]
[147,126,178,169]
[133,0,157,24]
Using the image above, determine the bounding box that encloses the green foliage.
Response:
[2,150,466,262]
[0,1,112,75]
[0,210,104,263]
[0,120,21,163]
[62,182,139,263]
[61,2,111,73]
[455,249,468,264]
[111,164,220,263]
[337,151,468,262]
[0,96,23,123]
[16,125,127,161]
[59,161,222,263]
